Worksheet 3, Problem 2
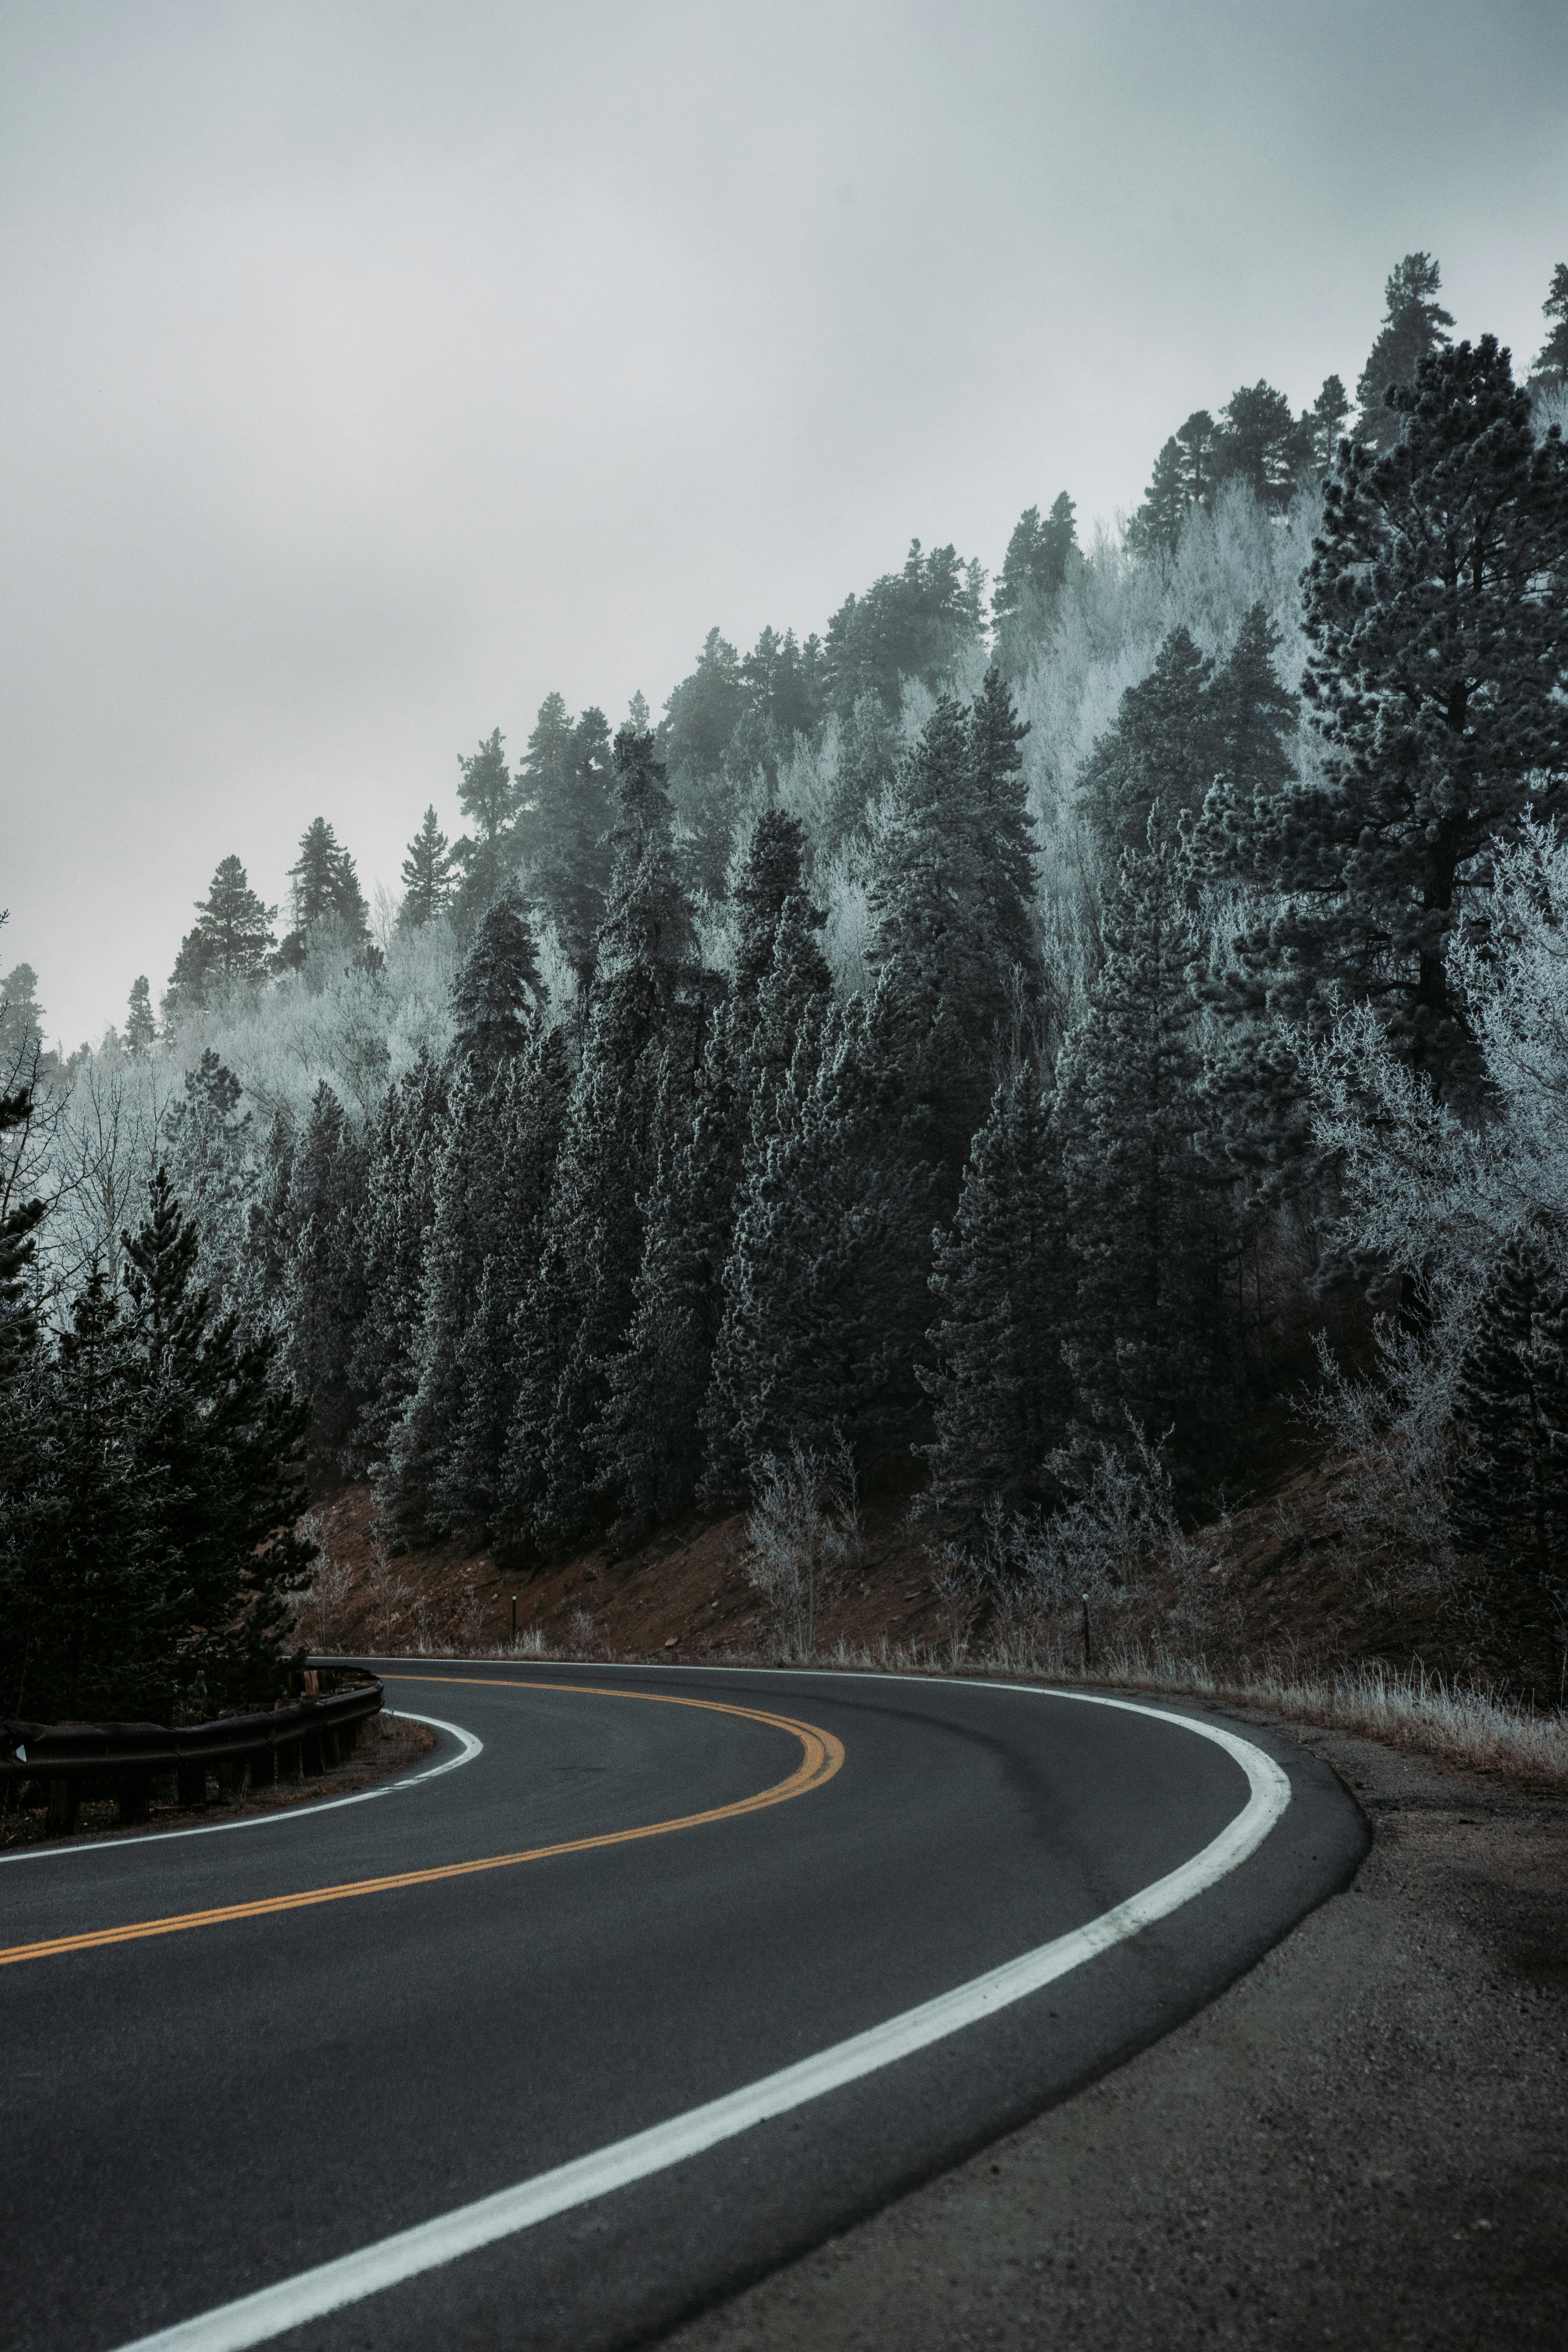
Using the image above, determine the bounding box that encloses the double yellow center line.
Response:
[0,1677,844,1969]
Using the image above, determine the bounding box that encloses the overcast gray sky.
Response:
[3,0,1566,1048]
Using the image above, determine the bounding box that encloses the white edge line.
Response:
[0,1714,482,1867]
[108,1684,1291,2352]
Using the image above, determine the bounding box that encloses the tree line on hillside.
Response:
[8,253,1568,1716]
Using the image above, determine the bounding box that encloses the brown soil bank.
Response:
[307,1462,1506,1688]
[665,1715,1568,2352]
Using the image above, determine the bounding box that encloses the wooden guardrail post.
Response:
[119,1769,152,1827]
[46,1779,80,1836]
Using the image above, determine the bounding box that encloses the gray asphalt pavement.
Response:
[0,1663,1366,2352]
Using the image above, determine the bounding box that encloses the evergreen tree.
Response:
[1078,626,1216,855]
[1130,437,1188,559]
[383,906,548,1539]
[160,1051,255,1315]
[277,1083,370,1479]
[0,1079,45,1395]
[286,818,369,938]
[125,975,157,1057]
[1174,410,1219,505]
[1274,336,1568,1094]
[350,1052,449,1478]
[398,806,455,930]
[451,728,519,928]
[1450,1238,1568,1664]
[991,493,1079,624]
[1354,252,1454,450]
[0,1174,313,1722]
[0,963,45,1065]
[164,856,275,1017]
[1529,262,1568,394]
[1214,381,1299,509]
[732,810,818,1002]
[437,1028,571,1540]
[599,838,835,1542]
[498,726,702,1560]
[1055,833,1233,1473]
[516,697,616,994]
[1192,603,1300,859]
[920,1064,1074,1527]
[822,540,985,718]
[450,883,546,1077]
[1302,375,1351,475]
[701,996,935,1499]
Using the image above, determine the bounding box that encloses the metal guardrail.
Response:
[0,1673,384,1836]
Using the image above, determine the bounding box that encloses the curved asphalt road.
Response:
[0,1661,1366,2352]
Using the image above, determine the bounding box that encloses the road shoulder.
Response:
[665,1713,1568,2351]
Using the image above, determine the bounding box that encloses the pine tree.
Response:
[1130,437,1188,559]
[1354,252,1454,450]
[277,1083,370,1479]
[1191,603,1300,866]
[865,681,1039,1191]
[991,493,1079,626]
[1175,410,1219,505]
[1214,381,1299,509]
[438,1028,571,1540]
[1274,336,1568,1095]
[1078,626,1216,855]
[598,836,835,1541]
[1529,262,1568,394]
[1054,833,1233,1473]
[125,975,156,1057]
[160,1051,255,1314]
[398,806,455,930]
[0,1175,313,1722]
[0,964,46,1065]
[164,856,275,1016]
[1302,375,1351,475]
[732,810,818,1002]
[450,883,546,1078]
[1450,1237,1568,1665]
[920,1064,1074,1527]
[0,1079,45,1395]
[451,728,519,928]
[351,1052,449,1478]
[515,697,616,995]
[121,1167,314,1709]
[498,726,703,1560]
[700,996,935,1499]
[287,818,369,938]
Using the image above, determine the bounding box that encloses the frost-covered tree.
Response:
[499,726,702,1560]
[124,976,156,1058]
[164,856,275,1018]
[1354,252,1454,450]
[451,728,520,929]
[276,1082,370,1478]
[1077,625,1216,855]
[920,1064,1074,1527]
[449,883,545,1077]
[398,806,455,931]
[702,996,935,1500]
[283,818,370,949]
[516,697,616,994]
[1055,833,1233,1471]
[1529,262,1568,395]
[1450,1238,1568,1663]
[1277,336,1568,1095]
[350,1051,448,1479]
[0,1170,313,1722]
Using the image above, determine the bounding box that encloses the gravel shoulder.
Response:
[665,1713,1568,2351]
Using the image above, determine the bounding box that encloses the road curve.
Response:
[1,1662,1366,2352]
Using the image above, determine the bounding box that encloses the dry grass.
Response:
[348,1626,1568,1790]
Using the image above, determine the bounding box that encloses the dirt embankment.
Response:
[307,1460,1481,1686]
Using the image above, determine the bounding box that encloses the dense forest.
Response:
[5,253,1568,1719]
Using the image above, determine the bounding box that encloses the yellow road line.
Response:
[0,1682,844,1969]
